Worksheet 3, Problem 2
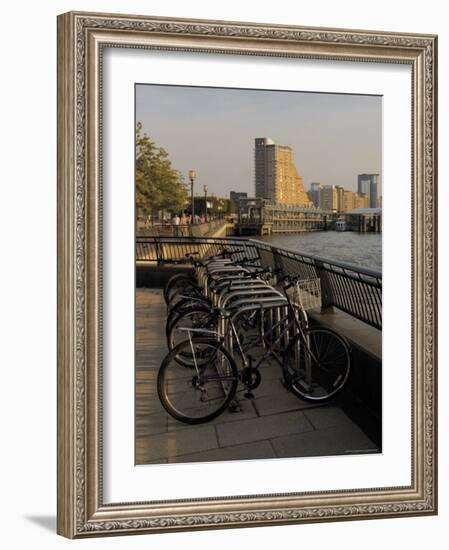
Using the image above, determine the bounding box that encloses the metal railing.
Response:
[136,235,258,265]
[137,219,228,238]
[136,235,382,330]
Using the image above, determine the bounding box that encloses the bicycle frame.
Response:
[220,296,315,373]
[178,291,319,392]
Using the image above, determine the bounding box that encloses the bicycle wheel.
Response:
[283,328,351,402]
[164,273,195,304]
[157,338,238,424]
[167,284,204,312]
[166,297,211,329]
[167,306,216,364]
[164,273,192,302]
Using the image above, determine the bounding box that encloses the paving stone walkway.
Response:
[135,288,378,465]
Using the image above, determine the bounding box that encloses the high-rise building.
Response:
[309,182,322,208]
[320,185,338,211]
[255,137,311,206]
[357,174,380,208]
[342,190,355,212]
[335,186,345,212]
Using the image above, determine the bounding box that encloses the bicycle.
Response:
[163,247,246,304]
[165,266,280,352]
[157,275,352,424]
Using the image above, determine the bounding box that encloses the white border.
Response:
[103,48,411,503]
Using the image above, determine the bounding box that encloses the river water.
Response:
[258,231,382,272]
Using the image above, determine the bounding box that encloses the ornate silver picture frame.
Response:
[57,11,437,538]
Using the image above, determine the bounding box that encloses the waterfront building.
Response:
[229,191,248,220]
[230,191,247,202]
[309,182,322,208]
[335,185,345,212]
[354,193,370,209]
[320,185,338,211]
[342,190,356,212]
[255,137,311,206]
[357,173,380,208]
[193,195,232,217]
[346,207,382,233]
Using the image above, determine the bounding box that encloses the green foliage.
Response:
[136,122,187,217]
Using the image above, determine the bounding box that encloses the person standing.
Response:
[179,212,188,237]
[172,213,180,236]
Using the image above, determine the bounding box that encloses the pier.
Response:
[235,198,382,235]
[345,208,382,233]
[135,236,382,465]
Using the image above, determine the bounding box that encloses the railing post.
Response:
[155,237,163,266]
[271,247,283,273]
[313,258,334,310]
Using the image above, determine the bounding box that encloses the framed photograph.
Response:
[57,11,437,538]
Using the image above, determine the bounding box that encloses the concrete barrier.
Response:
[309,309,381,449]
[136,263,193,288]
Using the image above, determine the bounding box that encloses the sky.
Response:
[136,84,382,198]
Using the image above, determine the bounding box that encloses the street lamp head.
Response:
[203,184,208,194]
[188,169,197,181]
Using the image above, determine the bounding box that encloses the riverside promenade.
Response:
[135,288,378,465]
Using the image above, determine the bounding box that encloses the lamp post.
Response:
[203,184,208,222]
[188,169,196,222]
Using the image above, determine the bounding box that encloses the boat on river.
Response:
[335,219,347,232]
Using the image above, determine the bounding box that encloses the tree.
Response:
[135,122,187,221]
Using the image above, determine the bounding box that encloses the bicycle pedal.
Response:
[244,391,255,399]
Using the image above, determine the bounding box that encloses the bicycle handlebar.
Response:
[187,247,248,266]
[281,273,305,289]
